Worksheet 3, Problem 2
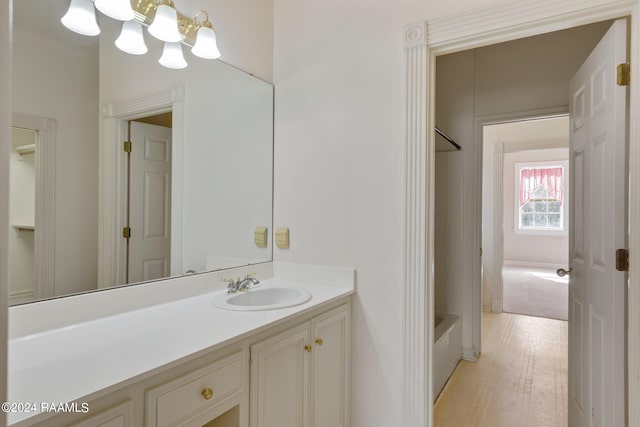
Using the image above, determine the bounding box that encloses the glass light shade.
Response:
[148,4,182,42]
[61,0,100,36]
[159,42,187,69]
[94,0,134,21]
[115,21,148,55]
[191,26,221,59]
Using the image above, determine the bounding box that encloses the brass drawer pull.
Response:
[304,345,313,352]
[315,338,323,346]
[201,387,213,400]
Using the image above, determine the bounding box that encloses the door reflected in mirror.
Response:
[10,0,273,305]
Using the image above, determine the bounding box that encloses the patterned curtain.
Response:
[519,167,563,206]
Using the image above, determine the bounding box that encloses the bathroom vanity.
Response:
[7,263,354,427]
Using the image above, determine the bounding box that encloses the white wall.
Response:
[503,148,569,266]
[272,0,501,425]
[273,4,612,424]
[435,152,463,316]
[12,23,99,297]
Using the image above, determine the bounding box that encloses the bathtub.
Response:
[433,313,462,400]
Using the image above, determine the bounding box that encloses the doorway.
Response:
[402,2,640,426]
[483,117,570,321]
[124,113,173,284]
[431,17,627,426]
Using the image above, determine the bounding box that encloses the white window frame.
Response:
[514,160,569,236]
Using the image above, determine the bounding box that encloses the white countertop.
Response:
[7,263,355,426]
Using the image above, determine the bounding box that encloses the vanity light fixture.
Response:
[147,2,182,42]
[61,0,101,36]
[61,0,221,69]
[94,0,135,22]
[191,11,221,59]
[115,20,148,55]
[159,42,188,69]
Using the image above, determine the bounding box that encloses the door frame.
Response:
[99,86,185,287]
[10,113,57,300]
[401,1,640,426]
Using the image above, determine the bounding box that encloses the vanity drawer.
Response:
[146,351,246,427]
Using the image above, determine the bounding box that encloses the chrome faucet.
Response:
[223,273,260,293]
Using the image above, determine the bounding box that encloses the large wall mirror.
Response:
[9,0,273,305]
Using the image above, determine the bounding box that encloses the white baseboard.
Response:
[462,346,478,361]
[9,288,35,305]
[503,260,564,269]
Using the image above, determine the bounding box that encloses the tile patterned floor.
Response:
[435,312,568,427]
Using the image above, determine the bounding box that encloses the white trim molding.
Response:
[0,0,10,419]
[11,113,56,299]
[626,5,640,425]
[100,86,185,287]
[402,21,432,427]
[403,1,640,426]
[491,143,504,314]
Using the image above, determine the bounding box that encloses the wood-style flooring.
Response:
[435,312,568,427]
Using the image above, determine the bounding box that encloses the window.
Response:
[515,162,568,233]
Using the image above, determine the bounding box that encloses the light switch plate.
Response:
[275,227,289,249]
[254,226,268,248]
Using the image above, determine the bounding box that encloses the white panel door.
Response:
[568,19,627,427]
[128,122,172,284]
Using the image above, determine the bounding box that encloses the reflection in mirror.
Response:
[10,0,273,306]
[9,128,37,304]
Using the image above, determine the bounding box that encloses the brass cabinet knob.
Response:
[315,338,323,346]
[201,387,213,400]
[304,345,313,352]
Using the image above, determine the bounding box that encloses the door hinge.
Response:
[616,248,629,272]
[617,63,630,86]
[123,141,132,153]
[122,227,131,239]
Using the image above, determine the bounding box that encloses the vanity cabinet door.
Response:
[310,305,350,427]
[68,401,134,427]
[250,303,351,427]
[250,323,310,427]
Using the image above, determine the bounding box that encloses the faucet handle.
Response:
[244,272,258,279]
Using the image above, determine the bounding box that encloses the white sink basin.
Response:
[212,287,312,311]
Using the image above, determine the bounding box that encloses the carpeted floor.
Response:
[502,265,568,321]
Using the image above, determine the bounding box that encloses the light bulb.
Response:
[61,0,100,36]
[191,26,221,59]
[159,42,187,69]
[115,20,148,55]
[94,0,134,21]
[148,4,182,42]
